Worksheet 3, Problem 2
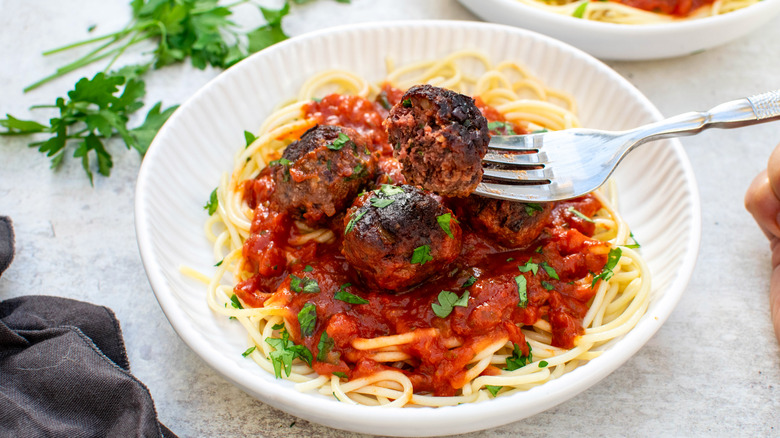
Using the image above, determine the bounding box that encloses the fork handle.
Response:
[633,90,780,142]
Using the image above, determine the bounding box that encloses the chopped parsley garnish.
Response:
[591,247,622,288]
[327,132,350,150]
[431,290,470,318]
[487,121,517,135]
[242,346,256,357]
[515,275,528,308]
[573,1,588,17]
[230,294,243,310]
[539,360,549,368]
[532,129,549,134]
[541,281,555,291]
[370,197,395,208]
[214,259,223,267]
[436,213,456,238]
[461,275,477,288]
[334,283,369,304]
[524,203,544,217]
[303,265,313,272]
[204,188,218,215]
[317,331,336,362]
[518,259,539,275]
[506,257,514,262]
[402,98,412,108]
[485,385,503,397]
[626,231,641,249]
[505,342,533,371]
[411,245,434,265]
[244,130,257,148]
[266,327,313,378]
[377,91,392,110]
[540,262,559,280]
[268,157,291,167]
[344,210,366,234]
[567,206,594,223]
[380,184,404,196]
[297,302,317,337]
[271,322,285,331]
[332,371,349,379]
[289,275,320,294]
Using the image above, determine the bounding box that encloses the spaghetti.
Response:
[516,0,760,24]
[193,50,651,407]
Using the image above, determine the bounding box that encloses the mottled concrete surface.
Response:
[1,0,778,436]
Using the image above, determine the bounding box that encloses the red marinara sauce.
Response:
[237,87,611,396]
[615,0,714,16]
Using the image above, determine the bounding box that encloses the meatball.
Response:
[342,185,462,291]
[459,196,552,248]
[385,84,489,197]
[269,125,377,226]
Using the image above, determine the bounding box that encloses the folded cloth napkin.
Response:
[0,217,176,438]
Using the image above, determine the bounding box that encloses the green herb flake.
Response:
[327,132,350,150]
[332,371,349,379]
[515,275,528,308]
[266,326,313,378]
[317,331,336,362]
[487,121,517,135]
[269,157,291,167]
[591,247,622,288]
[241,346,256,357]
[304,265,314,272]
[573,1,588,17]
[524,203,544,217]
[541,281,555,291]
[505,342,533,371]
[244,130,257,148]
[431,290,470,318]
[540,262,559,280]
[344,210,367,234]
[518,259,539,275]
[230,294,244,310]
[334,283,369,304]
[380,184,404,196]
[289,275,320,294]
[370,197,395,208]
[214,259,224,267]
[297,302,317,337]
[485,385,503,397]
[402,98,412,108]
[626,231,641,249]
[567,206,595,223]
[436,213,456,238]
[411,245,434,265]
[539,360,549,368]
[204,188,218,215]
[461,275,477,288]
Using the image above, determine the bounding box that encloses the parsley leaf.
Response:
[515,275,528,308]
[461,275,477,288]
[327,132,350,150]
[402,98,412,108]
[539,360,549,368]
[266,326,313,378]
[518,259,539,275]
[289,275,320,294]
[297,303,317,337]
[303,265,313,272]
[411,245,434,265]
[242,346,256,357]
[436,213,456,238]
[572,1,588,18]
[344,210,366,234]
[230,294,244,310]
[505,342,533,371]
[540,262,559,280]
[591,247,622,288]
[626,231,641,249]
[317,331,336,363]
[204,188,218,215]
[334,283,369,304]
[332,371,349,379]
[568,206,595,223]
[541,281,555,291]
[431,290,469,318]
[485,385,503,397]
[370,197,395,208]
[380,184,404,196]
[244,130,257,148]
[524,203,544,217]
[487,121,517,135]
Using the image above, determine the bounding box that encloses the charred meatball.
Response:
[342,185,462,291]
[269,125,377,226]
[385,84,489,197]
[459,196,552,248]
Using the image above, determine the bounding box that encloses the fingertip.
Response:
[745,170,780,239]
[768,142,780,200]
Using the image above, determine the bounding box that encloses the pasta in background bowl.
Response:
[135,21,701,436]
[458,0,780,60]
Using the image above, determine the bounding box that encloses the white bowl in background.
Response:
[458,0,780,60]
[135,21,701,436]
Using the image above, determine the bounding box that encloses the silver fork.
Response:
[477,90,780,202]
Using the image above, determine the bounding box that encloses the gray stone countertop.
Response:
[1,0,778,436]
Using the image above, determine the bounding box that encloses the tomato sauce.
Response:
[615,0,714,16]
[237,90,611,396]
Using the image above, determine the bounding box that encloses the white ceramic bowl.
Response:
[458,0,780,60]
[135,21,701,436]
